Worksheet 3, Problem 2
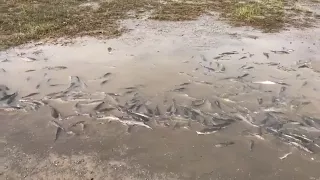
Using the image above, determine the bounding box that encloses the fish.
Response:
[100,80,108,85]
[214,100,221,109]
[2,92,18,104]
[69,121,85,130]
[249,140,254,152]
[0,92,17,101]
[204,66,215,72]
[102,72,112,78]
[179,82,191,86]
[98,116,152,129]
[239,56,247,60]
[200,54,208,62]
[50,120,65,130]
[196,127,221,135]
[0,68,6,73]
[271,50,290,54]
[166,99,177,115]
[50,106,61,119]
[257,98,263,105]
[173,87,186,92]
[98,107,116,112]
[22,92,39,98]
[302,81,308,87]
[267,62,279,66]
[243,66,254,70]
[280,86,286,93]
[124,87,136,90]
[36,83,41,89]
[279,152,292,160]
[44,66,67,70]
[220,51,238,55]
[214,141,235,148]
[124,90,135,94]
[21,57,37,62]
[128,111,150,122]
[107,93,120,96]
[252,81,276,85]
[235,113,259,127]
[237,73,249,79]
[289,142,313,153]
[93,101,105,111]
[154,105,161,116]
[298,64,310,68]
[108,47,112,53]
[213,55,224,60]
[25,69,36,72]
[263,52,269,58]
[55,127,63,141]
[192,99,205,107]
[217,63,226,72]
[1,59,10,62]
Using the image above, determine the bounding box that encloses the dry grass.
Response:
[0,0,318,49]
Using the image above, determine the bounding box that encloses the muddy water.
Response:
[1,17,320,179]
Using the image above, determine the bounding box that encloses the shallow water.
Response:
[1,17,320,179]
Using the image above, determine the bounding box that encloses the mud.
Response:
[1,17,320,179]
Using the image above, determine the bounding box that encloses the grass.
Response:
[0,0,318,49]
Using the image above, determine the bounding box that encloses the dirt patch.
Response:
[1,0,319,49]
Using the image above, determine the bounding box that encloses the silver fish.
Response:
[215,141,235,148]
[279,152,292,160]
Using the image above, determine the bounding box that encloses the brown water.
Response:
[1,17,320,180]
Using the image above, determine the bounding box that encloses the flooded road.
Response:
[1,17,320,179]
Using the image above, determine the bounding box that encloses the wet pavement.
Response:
[1,17,320,179]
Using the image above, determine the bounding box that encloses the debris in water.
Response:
[36,83,41,89]
[239,56,247,60]
[263,52,269,58]
[25,69,36,72]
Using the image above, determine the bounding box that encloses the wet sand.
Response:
[1,17,320,180]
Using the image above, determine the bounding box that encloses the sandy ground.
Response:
[1,16,320,180]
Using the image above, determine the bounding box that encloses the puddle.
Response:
[1,17,320,179]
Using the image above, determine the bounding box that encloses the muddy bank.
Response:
[1,17,320,179]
